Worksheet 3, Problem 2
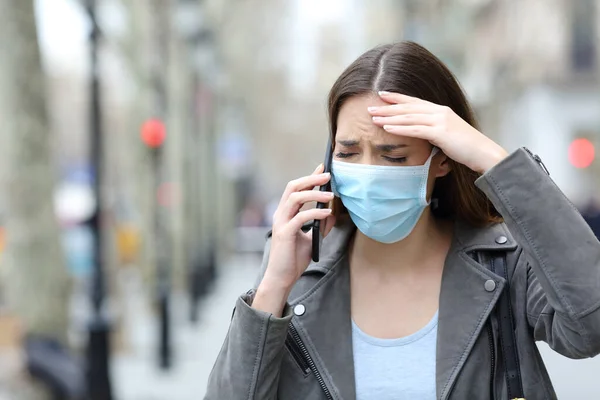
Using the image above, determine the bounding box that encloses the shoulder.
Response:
[455,219,526,280]
[454,219,519,252]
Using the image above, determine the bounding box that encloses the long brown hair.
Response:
[327,41,501,227]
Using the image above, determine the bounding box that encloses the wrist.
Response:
[253,277,293,317]
[478,144,508,174]
[261,269,297,293]
[257,275,294,300]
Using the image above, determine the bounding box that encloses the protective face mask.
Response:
[331,147,438,244]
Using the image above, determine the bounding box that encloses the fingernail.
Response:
[326,192,335,197]
[378,91,391,96]
[322,208,332,214]
[314,163,323,172]
[372,116,382,121]
[367,106,378,112]
[383,125,394,131]
[322,172,331,177]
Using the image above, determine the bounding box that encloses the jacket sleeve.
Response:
[205,239,293,399]
[476,147,600,359]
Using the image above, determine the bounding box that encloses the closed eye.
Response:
[383,156,407,163]
[335,152,356,159]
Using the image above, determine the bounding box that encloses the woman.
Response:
[205,42,600,399]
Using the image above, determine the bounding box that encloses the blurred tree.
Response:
[0,0,71,398]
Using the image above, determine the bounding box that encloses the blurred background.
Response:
[0,0,599,399]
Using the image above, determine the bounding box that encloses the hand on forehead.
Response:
[335,94,428,150]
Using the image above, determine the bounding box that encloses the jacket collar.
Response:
[289,219,517,400]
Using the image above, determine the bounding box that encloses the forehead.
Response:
[335,94,417,146]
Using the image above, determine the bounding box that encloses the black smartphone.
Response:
[312,137,333,262]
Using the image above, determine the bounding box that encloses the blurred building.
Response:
[409,0,600,204]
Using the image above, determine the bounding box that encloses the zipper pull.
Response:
[523,147,550,176]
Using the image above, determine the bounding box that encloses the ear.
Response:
[434,152,452,178]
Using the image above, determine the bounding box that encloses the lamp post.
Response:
[140,118,170,369]
[173,0,217,323]
[148,0,174,371]
[84,0,113,398]
[187,69,203,323]
[195,37,221,305]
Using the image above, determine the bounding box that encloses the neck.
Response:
[350,209,453,275]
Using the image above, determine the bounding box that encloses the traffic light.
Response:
[141,118,166,148]
[568,138,595,168]
[141,117,171,370]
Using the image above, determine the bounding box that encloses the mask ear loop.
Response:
[430,146,441,209]
[422,146,440,169]
[421,146,440,206]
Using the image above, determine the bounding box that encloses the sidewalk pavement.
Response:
[112,253,262,400]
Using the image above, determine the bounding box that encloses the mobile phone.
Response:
[312,137,333,262]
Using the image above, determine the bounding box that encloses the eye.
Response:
[383,156,407,163]
[335,152,356,159]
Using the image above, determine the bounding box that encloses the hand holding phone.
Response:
[255,162,333,316]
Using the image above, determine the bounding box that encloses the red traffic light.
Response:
[141,119,166,148]
[568,138,595,169]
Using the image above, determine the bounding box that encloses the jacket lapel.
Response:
[436,221,517,400]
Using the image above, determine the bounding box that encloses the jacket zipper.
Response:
[285,332,311,375]
[288,323,334,400]
[487,322,496,400]
[524,147,550,175]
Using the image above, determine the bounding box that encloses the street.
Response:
[113,253,260,400]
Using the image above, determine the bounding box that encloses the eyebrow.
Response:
[376,144,408,152]
[335,140,409,151]
[337,140,360,147]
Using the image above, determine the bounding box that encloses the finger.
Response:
[372,114,437,127]
[378,91,432,105]
[313,163,324,174]
[368,104,433,117]
[382,125,437,141]
[280,172,331,206]
[283,191,334,219]
[287,208,332,233]
[323,214,336,238]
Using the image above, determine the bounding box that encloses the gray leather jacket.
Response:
[205,148,600,399]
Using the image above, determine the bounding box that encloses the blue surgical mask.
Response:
[331,148,438,243]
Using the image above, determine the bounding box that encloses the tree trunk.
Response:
[0,0,71,398]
